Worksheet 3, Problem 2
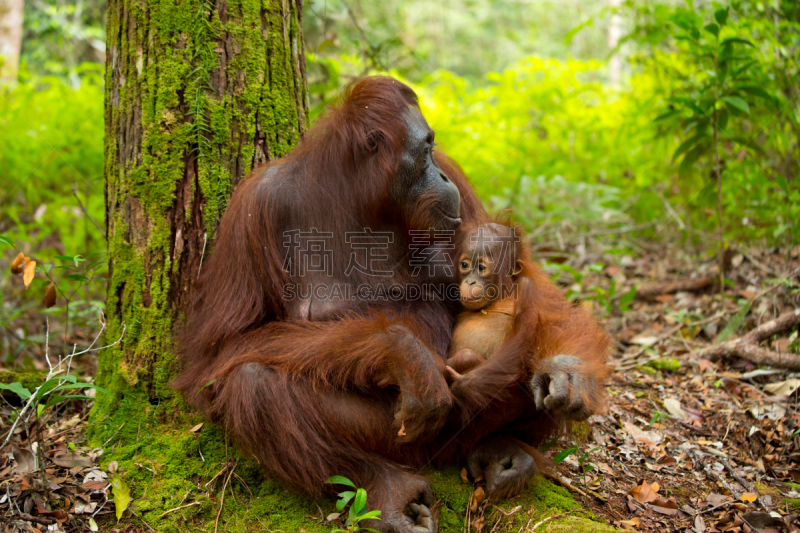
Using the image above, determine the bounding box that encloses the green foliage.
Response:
[0,73,106,364]
[622,0,800,245]
[1,373,107,428]
[111,473,132,520]
[554,446,579,464]
[0,74,105,256]
[645,357,682,372]
[21,0,106,80]
[650,410,666,426]
[304,0,799,248]
[716,299,752,342]
[303,0,612,83]
[324,476,381,533]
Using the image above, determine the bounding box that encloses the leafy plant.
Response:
[554,445,602,490]
[2,235,106,363]
[0,374,107,418]
[325,476,382,533]
[590,278,638,316]
[652,3,774,286]
[554,446,579,465]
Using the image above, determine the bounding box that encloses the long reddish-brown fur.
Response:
[440,221,610,458]
[174,76,609,524]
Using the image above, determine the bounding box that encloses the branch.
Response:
[1,319,126,447]
[635,275,715,301]
[72,187,106,237]
[696,309,800,370]
[741,309,800,344]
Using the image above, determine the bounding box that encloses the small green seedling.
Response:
[650,410,666,426]
[325,476,382,533]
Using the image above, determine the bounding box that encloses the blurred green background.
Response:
[1,0,798,364]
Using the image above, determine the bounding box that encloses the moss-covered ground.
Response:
[89,384,616,532]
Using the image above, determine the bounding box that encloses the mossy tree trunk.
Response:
[97,0,307,432]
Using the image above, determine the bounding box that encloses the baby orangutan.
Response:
[447,222,527,376]
[445,221,609,424]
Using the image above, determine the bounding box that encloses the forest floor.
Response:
[1,241,800,533]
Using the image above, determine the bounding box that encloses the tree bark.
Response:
[97,0,307,421]
[0,0,23,83]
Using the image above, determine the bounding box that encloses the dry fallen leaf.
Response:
[763,378,800,397]
[740,492,758,502]
[35,497,69,525]
[11,446,36,474]
[650,497,679,515]
[23,260,36,288]
[43,282,57,308]
[617,517,641,530]
[694,514,706,533]
[82,481,108,491]
[470,486,486,513]
[656,455,677,466]
[706,492,729,506]
[51,453,94,469]
[460,467,469,484]
[740,512,785,531]
[628,480,660,503]
[189,422,204,433]
[663,398,686,419]
[624,422,663,446]
[630,335,658,346]
[10,252,26,274]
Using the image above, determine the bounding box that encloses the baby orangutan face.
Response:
[458,224,523,311]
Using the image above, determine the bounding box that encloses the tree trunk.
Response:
[607,0,622,87]
[0,0,23,83]
[96,0,307,433]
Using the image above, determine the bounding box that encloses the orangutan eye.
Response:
[478,264,486,272]
[461,261,469,269]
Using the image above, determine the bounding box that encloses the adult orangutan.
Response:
[175,76,609,533]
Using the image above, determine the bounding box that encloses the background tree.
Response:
[0,0,23,82]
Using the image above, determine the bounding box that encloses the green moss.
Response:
[429,469,617,532]
[97,0,308,432]
[92,428,618,532]
[645,358,682,372]
[0,370,46,391]
[787,499,800,509]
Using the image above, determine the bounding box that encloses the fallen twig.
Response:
[635,275,716,301]
[214,460,237,533]
[2,320,125,448]
[131,509,156,532]
[722,460,768,511]
[72,187,106,237]
[696,309,800,370]
[101,421,127,449]
[704,465,738,497]
[697,499,736,515]
[530,510,577,531]
[616,311,726,370]
[159,501,202,518]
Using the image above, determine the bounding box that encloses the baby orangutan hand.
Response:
[444,348,485,397]
[530,354,601,421]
